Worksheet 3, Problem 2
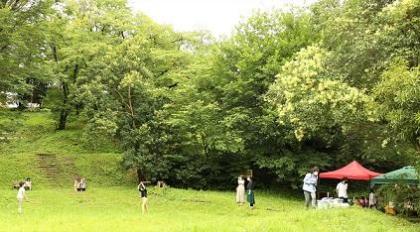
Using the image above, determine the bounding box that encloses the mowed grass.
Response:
[0,111,419,231]
[0,187,418,232]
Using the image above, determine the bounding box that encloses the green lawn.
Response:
[0,112,418,231]
[0,187,418,232]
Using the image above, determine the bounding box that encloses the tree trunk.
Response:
[57,81,69,130]
[58,108,68,130]
[137,168,146,182]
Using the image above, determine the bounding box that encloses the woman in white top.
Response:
[17,182,28,214]
[336,178,348,203]
[303,167,319,208]
[236,176,245,205]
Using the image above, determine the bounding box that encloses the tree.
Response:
[263,45,376,185]
[80,16,189,181]
[374,59,420,162]
[44,0,133,129]
[0,0,52,105]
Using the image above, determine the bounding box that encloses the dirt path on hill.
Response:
[36,153,78,187]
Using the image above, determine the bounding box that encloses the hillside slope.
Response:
[0,111,135,189]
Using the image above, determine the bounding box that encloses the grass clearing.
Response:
[0,111,418,231]
[0,187,418,232]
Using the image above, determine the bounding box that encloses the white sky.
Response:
[128,0,317,37]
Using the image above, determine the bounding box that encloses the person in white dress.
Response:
[236,176,245,205]
[17,182,28,214]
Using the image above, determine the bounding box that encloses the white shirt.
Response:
[369,193,376,205]
[17,187,25,199]
[336,181,348,198]
[302,173,318,193]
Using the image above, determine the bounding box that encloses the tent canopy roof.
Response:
[371,166,419,186]
[319,160,381,181]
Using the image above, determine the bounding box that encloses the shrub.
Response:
[376,183,420,218]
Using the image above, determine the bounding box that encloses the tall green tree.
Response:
[80,16,189,181]
[0,0,52,104]
[44,0,133,129]
[374,59,420,165]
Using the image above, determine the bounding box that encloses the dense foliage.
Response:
[0,0,419,189]
[376,183,420,217]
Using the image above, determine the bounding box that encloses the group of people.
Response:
[15,176,89,214]
[353,190,377,208]
[13,168,379,215]
[302,166,377,209]
[14,175,156,215]
[235,176,255,209]
[13,178,32,191]
[73,177,87,192]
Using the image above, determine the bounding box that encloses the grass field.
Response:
[1,187,419,232]
[0,111,419,231]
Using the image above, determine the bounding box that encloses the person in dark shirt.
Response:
[246,176,255,209]
[138,181,148,214]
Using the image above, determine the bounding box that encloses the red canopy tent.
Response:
[319,161,381,181]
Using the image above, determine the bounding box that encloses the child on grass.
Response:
[17,182,28,214]
[138,181,148,214]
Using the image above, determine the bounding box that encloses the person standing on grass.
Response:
[368,189,377,208]
[236,176,246,205]
[17,182,28,214]
[246,176,255,209]
[138,181,148,214]
[336,178,348,203]
[302,166,319,209]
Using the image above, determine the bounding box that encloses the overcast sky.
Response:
[128,0,317,37]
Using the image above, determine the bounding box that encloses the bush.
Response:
[376,183,420,218]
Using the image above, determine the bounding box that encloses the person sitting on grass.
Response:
[156,180,166,188]
[74,177,81,192]
[74,177,87,192]
[79,178,87,192]
[358,196,368,208]
[353,197,360,207]
[24,177,32,191]
[385,201,396,215]
[12,181,20,190]
[138,181,148,214]
[17,182,28,214]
